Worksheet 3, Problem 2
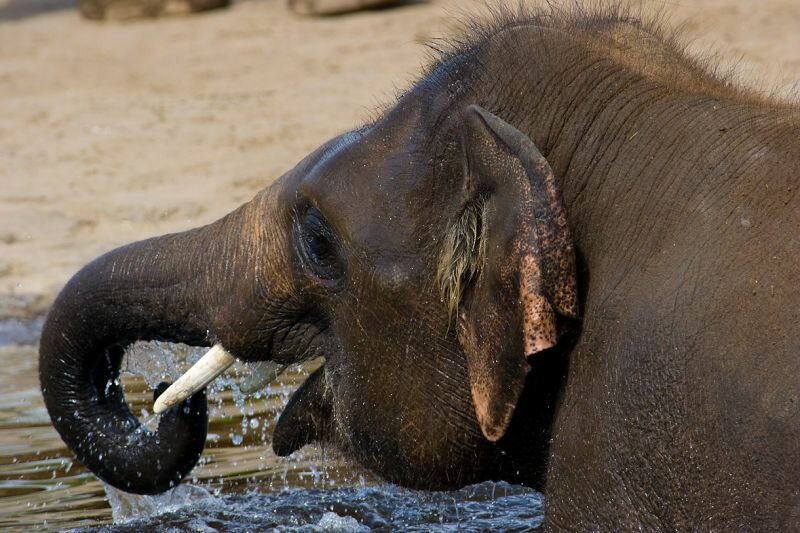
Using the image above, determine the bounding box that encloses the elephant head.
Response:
[39,93,579,494]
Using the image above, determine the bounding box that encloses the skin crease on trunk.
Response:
[38,4,799,530]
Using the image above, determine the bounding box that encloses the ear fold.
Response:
[456,105,578,441]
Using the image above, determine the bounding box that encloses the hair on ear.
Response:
[451,104,578,442]
[437,197,488,321]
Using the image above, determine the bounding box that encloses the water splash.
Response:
[317,511,370,532]
[103,482,220,523]
[85,343,544,531]
[87,481,543,532]
[122,341,205,388]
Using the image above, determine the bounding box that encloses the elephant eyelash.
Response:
[295,207,344,282]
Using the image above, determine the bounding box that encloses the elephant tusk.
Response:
[153,344,235,415]
[239,361,285,394]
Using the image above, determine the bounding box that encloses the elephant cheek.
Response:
[272,366,333,456]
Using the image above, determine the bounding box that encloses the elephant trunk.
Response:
[38,214,242,494]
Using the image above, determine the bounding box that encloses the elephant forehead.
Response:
[300,128,436,252]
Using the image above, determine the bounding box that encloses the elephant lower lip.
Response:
[272,364,333,456]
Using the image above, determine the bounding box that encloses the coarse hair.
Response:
[436,197,488,321]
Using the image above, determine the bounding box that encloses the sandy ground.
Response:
[1,0,798,318]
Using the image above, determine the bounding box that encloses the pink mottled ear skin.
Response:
[520,255,558,356]
[458,105,578,442]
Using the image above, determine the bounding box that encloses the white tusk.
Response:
[239,361,284,394]
[153,344,235,415]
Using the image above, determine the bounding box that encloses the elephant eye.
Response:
[297,207,343,281]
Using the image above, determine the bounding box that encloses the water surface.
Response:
[0,316,543,531]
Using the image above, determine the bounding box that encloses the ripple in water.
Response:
[60,342,545,531]
[0,315,44,347]
[89,481,543,532]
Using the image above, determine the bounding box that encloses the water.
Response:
[92,482,542,532]
[0,315,544,531]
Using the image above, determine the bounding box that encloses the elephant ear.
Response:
[455,105,578,442]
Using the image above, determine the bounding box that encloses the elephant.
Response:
[288,0,407,16]
[78,0,230,20]
[39,6,799,530]
[77,0,401,20]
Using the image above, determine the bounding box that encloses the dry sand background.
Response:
[1,0,798,319]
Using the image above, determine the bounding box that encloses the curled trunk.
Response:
[39,226,222,494]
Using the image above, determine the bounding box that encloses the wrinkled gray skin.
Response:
[40,9,799,530]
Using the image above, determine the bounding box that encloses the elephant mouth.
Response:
[152,344,293,414]
[155,310,330,413]
[151,316,332,458]
[271,363,333,456]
